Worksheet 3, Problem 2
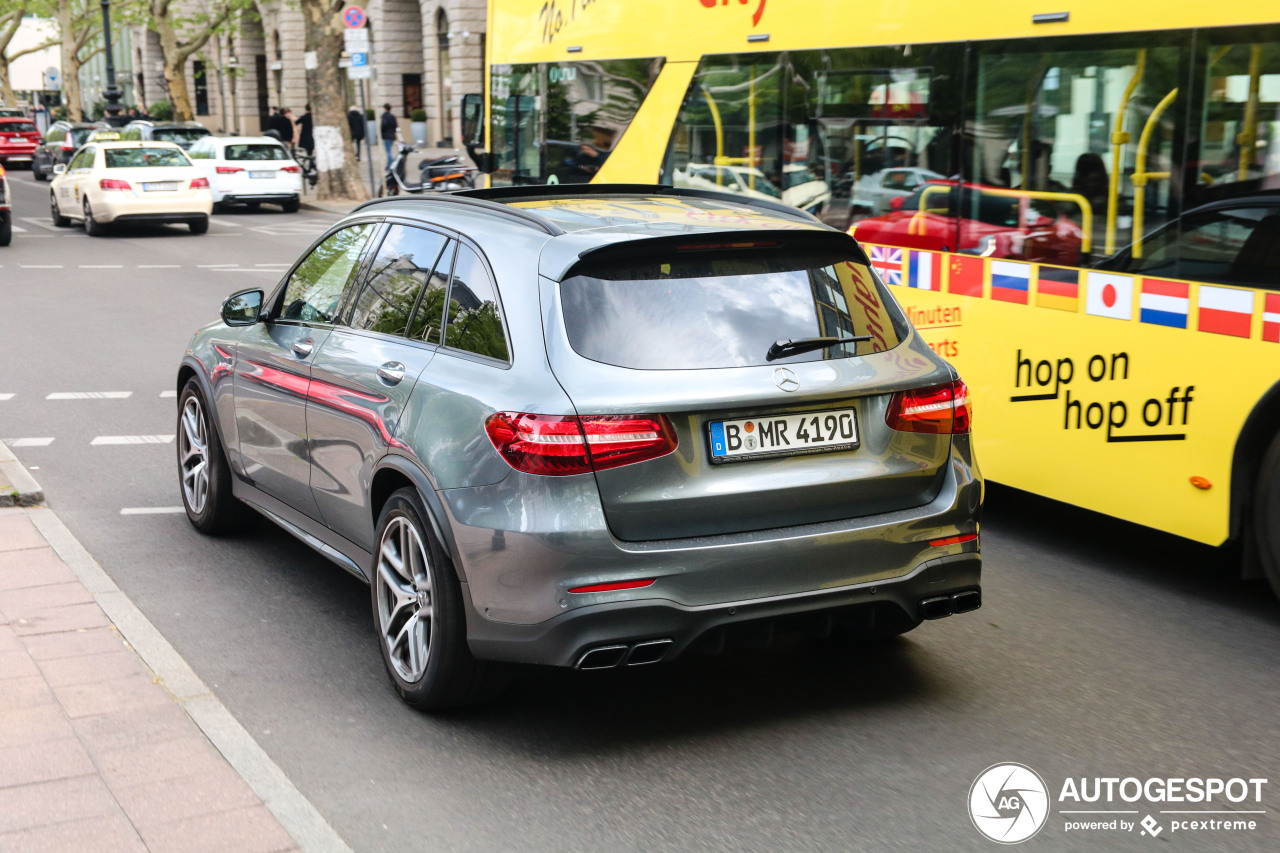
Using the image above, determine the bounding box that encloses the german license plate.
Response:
[9,137,24,143]
[708,408,858,462]
[142,181,178,191]
[248,171,274,179]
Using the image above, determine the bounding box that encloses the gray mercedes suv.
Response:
[175,185,983,709]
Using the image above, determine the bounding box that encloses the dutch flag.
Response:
[1139,279,1190,329]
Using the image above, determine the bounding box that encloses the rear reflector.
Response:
[929,533,978,547]
[485,412,677,476]
[885,379,971,434]
[568,579,656,594]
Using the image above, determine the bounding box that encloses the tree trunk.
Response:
[57,2,83,121]
[155,21,195,120]
[301,0,369,201]
[0,57,15,106]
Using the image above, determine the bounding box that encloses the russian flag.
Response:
[908,250,942,290]
[990,260,1030,304]
[1265,293,1280,344]
[1198,285,1254,338]
[1139,279,1190,329]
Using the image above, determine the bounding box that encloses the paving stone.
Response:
[0,674,58,712]
[91,734,233,790]
[22,627,129,661]
[0,647,42,680]
[0,704,76,749]
[0,582,94,619]
[0,737,95,789]
[111,765,261,829]
[0,775,120,834]
[0,811,147,853]
[137,804,299,853]
[37,648,150,688]
[51,671,175,719]
[10,602,111,636]
[0,514,46,552]
[0,624,20,652]
[70,702,196,754]
[0,548,78,591]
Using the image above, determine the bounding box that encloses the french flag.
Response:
[1139,279,1189,329]
[908,250,942,290]
[1264,293,1280,344]
[1198,285,1254,338]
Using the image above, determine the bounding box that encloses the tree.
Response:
[53,0,104,121]
[145,0,249,121]
[0,2,57,105]
[299,0,368,201]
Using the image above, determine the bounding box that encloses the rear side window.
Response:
[348,225,449,337]
[561,245,904,370]
[225,144,289,161]
[280,224,375,324]
[443,246,509,362]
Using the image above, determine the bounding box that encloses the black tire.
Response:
[244,201,261,210]
[50,192,70,227]
[188,216,209,234]
[1253,432,1280,600]
[280,197,300,213]
[83,199,106,236]
[0,214,11,247]
[177,379,247,534]
[33,161,47,182]
[371,487,508,710]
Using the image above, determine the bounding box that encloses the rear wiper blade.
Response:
[766,335,872,362]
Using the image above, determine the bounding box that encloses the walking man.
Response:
[297,104,314,158]
[380,104,397,165]
[348,108,365,161]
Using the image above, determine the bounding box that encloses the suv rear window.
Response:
[2,121,36,133]
[561,245,905,370]
[152,128,208,144]
[225,144,289,161]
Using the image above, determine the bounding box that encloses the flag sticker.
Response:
[1264,293,1280,343]
[1084,272,1134,321]
[1037,266,1079,312]
[1198,285,1254,338]
[947,254,984,297]
[868,245,903,285]
[1139,279,1190,329]
[990,260,1031,304]
[907,250,942,290]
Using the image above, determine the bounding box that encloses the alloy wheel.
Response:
[179,395,209,514]
[376,516,433,682]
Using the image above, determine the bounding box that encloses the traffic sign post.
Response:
[340,4,376,195]
[342,5,366,28]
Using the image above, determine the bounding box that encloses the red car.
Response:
[848,180,1085,265]
[0,117,41,168]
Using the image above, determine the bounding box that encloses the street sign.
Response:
[343,29,369,51]
[350,52,368,67]
[348,66,373,80]
[342,5,366,28]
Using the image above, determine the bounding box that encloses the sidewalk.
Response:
[0,444,350,852]
[299,145,468,215]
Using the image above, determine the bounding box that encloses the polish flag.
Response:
[1197,285,1254,338]
[1264,293,1280,344]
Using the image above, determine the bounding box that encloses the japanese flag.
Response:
[1084,272,1134,321]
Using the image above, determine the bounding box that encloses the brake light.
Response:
[215,166,243,174]
[885,379,971,434]
[99,178,131,191]
[485,412,678,476]
[281,165,301,173]
[190,177,210,189]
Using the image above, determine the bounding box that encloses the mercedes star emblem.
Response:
[772,367,800,392]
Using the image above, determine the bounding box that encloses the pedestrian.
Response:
[281,108,297,148]
[297,104,314,157]
[380,103,397,164]
[348,107,365,161]
[268,107,293,146]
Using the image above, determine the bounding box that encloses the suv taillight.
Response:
[885,379,971,434]
[485,412,678,476]
[99,178,131,191]
[281,165,301,173]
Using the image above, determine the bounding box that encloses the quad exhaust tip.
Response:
[920,589,982,620]
[576,639,674,670]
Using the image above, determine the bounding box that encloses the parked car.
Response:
[674,163,782,202]
[781,163,832,215]
[187,135,303,212]
[851,167,946,217]
[49,140,213,235]
[32,120,108,181]
[121,120,211,150]
[0,106,28,118]
[174,184,983,709]
[849,179,1085,265]
[0,116,41,169]
[0,162,12,246]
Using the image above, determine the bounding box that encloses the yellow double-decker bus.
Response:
[468,1,1280,596]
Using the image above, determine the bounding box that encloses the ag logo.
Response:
[969,763,1050,844]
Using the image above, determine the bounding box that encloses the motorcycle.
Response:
[382,140,476,196]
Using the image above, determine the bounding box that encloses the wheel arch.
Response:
[1230,377,1280,577]
[370,455,466,583]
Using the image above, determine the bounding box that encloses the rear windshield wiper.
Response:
[766,335,872,362]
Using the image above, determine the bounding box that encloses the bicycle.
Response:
[291,147,319,189]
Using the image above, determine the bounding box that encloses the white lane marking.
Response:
[19,217,62,232]
[138,264,181,268]
[207,218,243,227]
[47,391,133,400]
[212,268,280,273]
[197,263,239,268]
[19,264,63,269]
[254,263,291,267]
[120,506,186,515]
[159,390,177,398]
[0,393,13,401]
[11,224,26,233]
[91,435,174,445]
[5,437,55,447]
[79,264,123,269]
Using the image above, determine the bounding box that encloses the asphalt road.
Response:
[2,171,1278,852]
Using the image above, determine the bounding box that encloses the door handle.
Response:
[377,362,406,385]
[291,339,314,358]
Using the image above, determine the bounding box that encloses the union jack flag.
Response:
[868,245,903,285]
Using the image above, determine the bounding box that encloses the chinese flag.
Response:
[948,254,984,297]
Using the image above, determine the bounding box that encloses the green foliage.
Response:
[410,108,427,122]
[148,100,173,120]
[366,108,375,120]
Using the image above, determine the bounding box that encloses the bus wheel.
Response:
[1253,432,1280,600]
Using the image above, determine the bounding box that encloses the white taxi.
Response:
[188,136,303,212]
[49,140,213,236]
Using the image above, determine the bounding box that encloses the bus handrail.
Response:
[1239,45,1262,182]
[1131,87,1178,259]
[909,184,1094,253]
[1106,50,1145,255]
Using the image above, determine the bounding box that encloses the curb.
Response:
[299,199,361,215]
[0,438,44,506]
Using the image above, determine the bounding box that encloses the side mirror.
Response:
[221,289,264,326]
[460,93,484,147]
[52,164,66,175]
[889,196,904,211]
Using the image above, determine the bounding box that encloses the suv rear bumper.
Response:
[221,193,298,204]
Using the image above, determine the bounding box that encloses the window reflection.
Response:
[349,226,448,338]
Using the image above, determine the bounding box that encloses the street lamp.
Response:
[99,0,124,125]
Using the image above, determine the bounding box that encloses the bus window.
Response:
[1195,38,1280,203]
[489,59,664,186]
[969,40,1184,267]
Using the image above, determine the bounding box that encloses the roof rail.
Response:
[455,183,822,224]
[349,193,566,236]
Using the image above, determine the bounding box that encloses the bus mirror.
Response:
[461,93,484,147]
